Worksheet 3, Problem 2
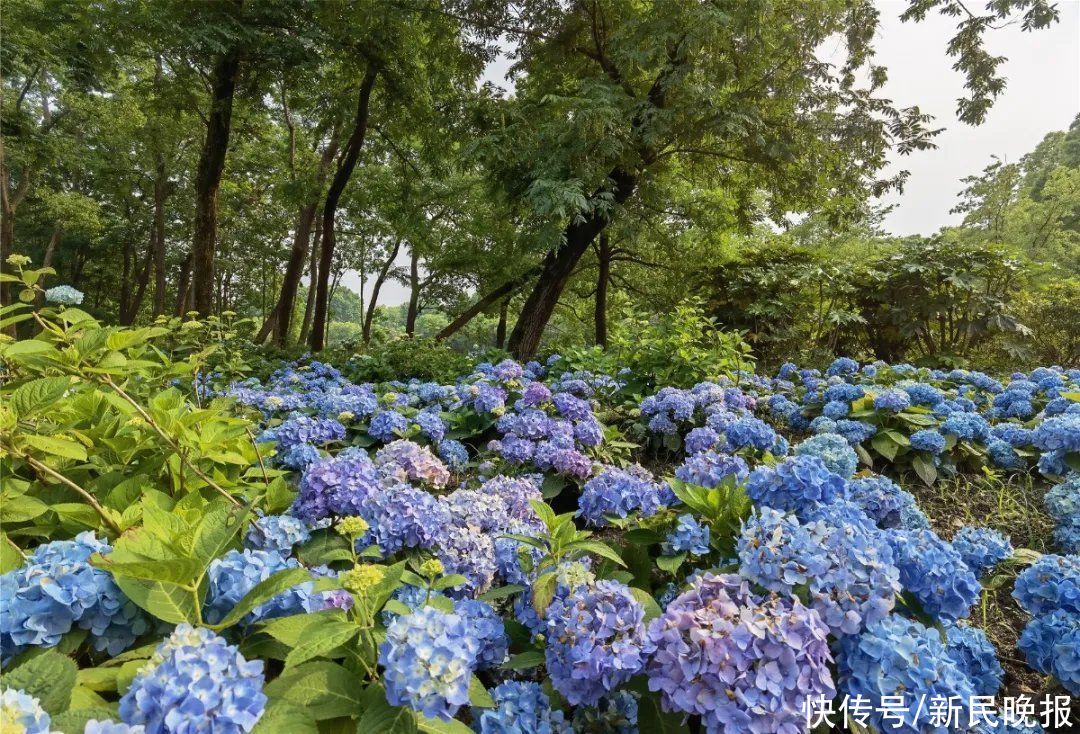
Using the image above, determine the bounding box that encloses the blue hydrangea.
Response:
[365,484,450,555]
[943,621,1004,697]
[723,417,777,453]
[455,599,508,669]
[993,423,1034,447]
[795,433,858,478]
[646,573,833,733]
[822,399,849,419]
[909,429,947,455]
[204,549,312,625]
[83,720,146,733]
[950,526,1013,576]
[278,442,321,470]
[886,528,980,622]
[833,419,877,445]
[684,426,719,455]
[44,284,84,305]
[1053,521,1080,553]
[826,357,859,377]
[847,475,905,528]
[0,688,52,733]
[745,455,847,512]
[578,465,667,527]
[838,615,974,734]
[368,410,409,442]
[437,439,469,470]
[941,412,991,443]
[545,580,650,706]
[873,389,910,412]
[412,410,446,443]
[474,681,569,734]
[674,451,749,488]
[663,514,710,556]
[437,524,497,597]
[119,625,266,733]
[378,605,480,720]
[824,382,865,403]
[244,514,310,555]
[738,507,899,636]
[1033,413,1080,453]
[1045,474,1080,522]
[903,382,945,407]
[570,691,638,734]
[291,448,383,523]
[1012,554,1080,615]
[0,532,151,662]
[896,488,932,531]
[988,439,1026,469]
[1017,608,1079,695]
[257,415,345,452]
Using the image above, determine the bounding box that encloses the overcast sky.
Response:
[343,0,1080,307]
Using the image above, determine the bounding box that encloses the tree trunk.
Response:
[33,223,63,309]
[256,202,316,344]
[191,38,242,317]
[298,219,321,345]
[122,247,154,325]
[152,157,169,316]
[496,295,509,348]
[435,265,542,341]
[175,252,193,315]
[362,237,401,342]
[507,167,637,359]
[594,232,610,348]
[310,65,378,351]
[405,248,420,336]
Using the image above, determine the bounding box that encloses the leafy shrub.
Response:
[343,337,474,383]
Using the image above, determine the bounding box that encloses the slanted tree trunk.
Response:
[32,223,63,310]
[298,220,321,345]
[435,266,542,341]
[121,248,154,325]
[496,295,510,348]
[362,237,401,342]
[594,232,611,348]
[310,65,378,351]
[191,38,242,317]
[405,248,420,336]
[507,167,637,359]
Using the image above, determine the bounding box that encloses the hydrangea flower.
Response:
[1032,414,1080,453]
[1045,474,1080,522]
[0,688,53,733]
[722,417,777,453]
[646,573,833,733]
[847,475,905,528]
[909,429,946,455]
[244,514,310,555]
[257,416,345,452]
[378,605,479,720]
[436,524,497,596]
[368,410,409,442]
[545,580,650,706]
[886,528,980,622]
[941,412,991,443]
[795,433,858,478]
[838,615,974,734]
[455,599,508,669]
[0,532,151,662]
[365,484,450,555]
[1017,608,1079,695]
[1012,554,1080,615]
[204,549,312,625]
[684,426,720,455]
[663,514,710,556]
[738,507,898,636]
[570,691,638,734]
[950,526,1013,576]
[826,357,859,377]
[291,448,384,523]
[44,284,84,305]
[578,465,667,527]
[119,625,266,733]
[873,389,910,412]
[943,621,1004,697]
[375,440,450,488]
[84,720,146,733]
[988,439,1026,470]
[474,681,569,734]
[745,455,847,512]
[674,451,749,488]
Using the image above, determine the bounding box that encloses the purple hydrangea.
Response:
[375,439,450,488]
[674,451,749,488]
[437,439,469,470]
[365,484,450,555]
[646,573,834,733]
[684,427,720,455]
[578,465,667,527]
[545,580,651,706]
[436,524,497,597]
[257,415,345,452]
[291,449,383,523]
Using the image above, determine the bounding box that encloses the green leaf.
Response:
[10,376,72,417]
[214,567,312,629]
[531,571,557,615]
[190,501,250,564]
[1,534,24,573]
[94,556,204,585]
[566,540,626,567]
[1,494,50,523]
[432,573,469,591]
[356,684,418,734]
[468,675,495,708]
[284,621,358,669]
[476,584,524,602]
[23,434,88,461]
[911,453,938,486]
[416,715,475,734]
[629,586,664,622]
[251,701,319,734]
[113,575,199,625]
[3,650,77,715]
[263,661,364,720]
[502,651,544,669]
[258,610,348,646]
[656,553,686,574]
[52,708,122,732]
[870,434,899,462]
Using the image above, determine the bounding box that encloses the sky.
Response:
[341,0,1080,307]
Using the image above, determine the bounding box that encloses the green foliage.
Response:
[343,337,474,384]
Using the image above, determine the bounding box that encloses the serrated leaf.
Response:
[213,567,312,629]
[251,702,318,734]
[52,708,121,732]
[284,621,358,669]
[10,376,72,417]
[356,684,417,734]
[190,501,249,564]
[566,539,626,567]
[628,587,664,622]
[2,650,77,715]
[23,434,88,460]
[476,584,524,602]
[502,650,544,669]
[417,715,475,734]
[468,676,495,708]
[263,661,364,720]
[656,553,686,573]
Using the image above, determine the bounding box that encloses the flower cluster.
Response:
[1012,554,1080,616]
[204,549,312,625]
[374,439,450,488]
[474,681,569,734]
[944,621,1004,697]
[544,580,650,706]
[577,465,668,527]
[0,532,150,662]
[794,433,859,478]
[244,513,310,555]
[950,526,1013,576]
[1045,474,1080,552]
[1017,608,1079,695]
[44,284,84,305]
[646,573,834,733]
[663,514,710,556]
[0,688,53,734]
[378,605,480,720]
[119,625,267,733]
[674,450,749,488]
[745,455,847,512]
[886,528,981,622]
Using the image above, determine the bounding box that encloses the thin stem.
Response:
[17,451,122,534]
[100,375,242,506]
[4,533,26,559]
[246,427,269,486]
